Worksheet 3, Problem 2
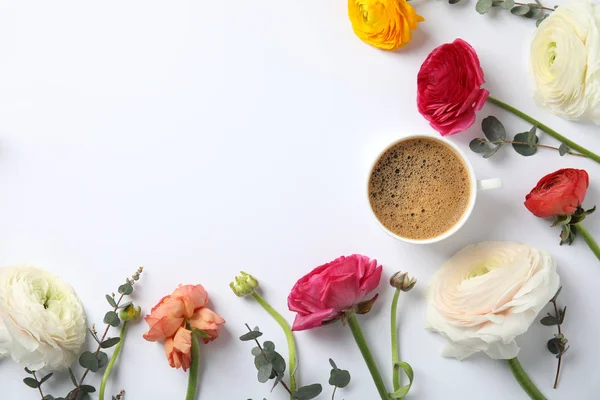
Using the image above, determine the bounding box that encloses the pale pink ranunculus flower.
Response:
[287,254,383,331]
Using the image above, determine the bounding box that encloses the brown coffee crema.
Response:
[369,138,471,240]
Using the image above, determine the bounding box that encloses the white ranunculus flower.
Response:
[0,266,87,371]
[530,0,600,123]
[425,242,560,360]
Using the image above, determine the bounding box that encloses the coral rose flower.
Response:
[417,38,489,136]
[144,284,224,371]
[288,255,382,331]
[348,0,424,51]
[524,168,589,218]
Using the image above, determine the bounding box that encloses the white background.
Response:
[0,1,599,399]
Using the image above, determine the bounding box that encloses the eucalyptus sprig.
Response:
[68,267,143,400]
[22,368,53,399]
[450,0,555,26]
[328,359,351,399]
[541,287,569,389]
[469,116,586,159]
[241,324,323,400]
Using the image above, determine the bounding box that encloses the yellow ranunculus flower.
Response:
[348,0,424,51]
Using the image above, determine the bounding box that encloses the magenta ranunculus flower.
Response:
[417,38,489,136]
[287,254,383,331]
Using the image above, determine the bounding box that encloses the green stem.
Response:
[251,291,297,395]
[487,96,600,164]
[99,321,128,400]
[390,289,401,392]
[347,313,389,400]
[186,333,200,400]
[576,223,600,261]
[507,358,547,400]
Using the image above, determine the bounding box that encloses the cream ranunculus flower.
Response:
[425,242,560,360]
[0,266,87,370]
[530,0,600,123]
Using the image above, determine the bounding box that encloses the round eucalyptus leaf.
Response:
[501,0,514,9]
[511,5,531,15]
[329,369,351,388]
[469,139,490,154]
[513,132,538,156]
[476,0,493,13]
[257,363,273,383]
[481,116,506,142]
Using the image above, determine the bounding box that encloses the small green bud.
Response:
[390,271,417,292]
[119,304,141,322]
[229,271,259,297]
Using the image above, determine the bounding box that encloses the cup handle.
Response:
[477,178,502,191]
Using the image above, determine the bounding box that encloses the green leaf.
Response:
[254,354,270,370]
[469,138,490,154]
[540,316,560,326]
[97,351,109,369]
[43,396,55,400]
[240,330,263,341]
[79,351,99,372]
[103,311,120,327]
[271,352,286,375]
[251,346,262,357]
[483,144,502,159]
[263,341,275,353]
[527,126,537,147]
[492,0,503,6]
[329,358,338,369]
[257,363,273,383]
[449,0,461,4]
[100,337,121,349]
[118,282,133,295]
[79,385,96,394]
[547,337,562,355]
[68,368,78,386]
[482,116,506,142]
[559,143,569,156]
[513,132,538,156]
[329,369,351,388]
[389,362,414,398]
[23,377,40,388]
[536,14,549,27]
[39,373,54,385]
[525,4,543,18]
[292,384,323,400]
[105,295,117,308]
[559,306,567,323]
[511,5,531,15]
[501,0,514,9]
[476,0,493,14]
[24,367,33,374]
[550,287,562,302]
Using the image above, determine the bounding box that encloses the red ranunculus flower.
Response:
[287,254,382,331]
[417,38,489,136]
[524,168,589,218]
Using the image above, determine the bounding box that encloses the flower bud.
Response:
[229,271,259,297]
[119,303,141,322]
[390,271,417,292]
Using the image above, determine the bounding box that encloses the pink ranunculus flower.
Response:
[143,284,225,371]
[417,38,489,136]
[287,254,383,331]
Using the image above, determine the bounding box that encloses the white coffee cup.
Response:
[367,133,501,244]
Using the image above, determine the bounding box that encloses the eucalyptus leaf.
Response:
[23,377,40,389]
[118,283,133,295]
[540,316,560,326]
[470,138,490,154]
[527,126,538,147]
[536,14,549,27]
[476,0,493,13]
[105,295,117,308]
[240,330,263,341]
[271,352,286,375]
[257,363,273,383]
[559,143,569,156]
[103,311,120,327]
[100,337,121,349]
[329,358,338,369]
[492,0,503,6]
[251,346,262,357]
[511,5,531,15]
[263,341,275,353]
[501,0,514,9]
[39,373,54,385]
[482,116,506,142]
[550,287,563,303]
[292,384,323,400]
[547,337,562,355]
[483,144,502,159]
[449,0,462,3]
[513,132,538,156]
[68,368,78,386]
[254,354,270,370]
[97,351,109,369]
[525,6,543,18]
[79,351,99,372]
[79,384,96,393]
[329,369,351,388]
